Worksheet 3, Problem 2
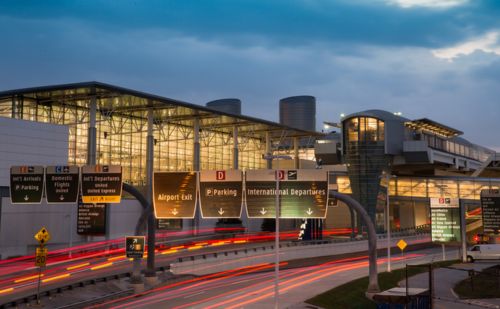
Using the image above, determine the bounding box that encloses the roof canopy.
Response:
[0,81,323,140]
[405,118,463,138]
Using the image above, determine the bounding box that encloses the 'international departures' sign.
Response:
[199,170,243,218]
[481,189,500,233]
[153,171,197,218]
[45,166,80,203]
[81,165,122,203]
[430,197,461,243]
[245,169,328,219]
[10,166,45,204]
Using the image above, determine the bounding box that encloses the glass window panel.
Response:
[346,118,359,142]
[337,176,352,194]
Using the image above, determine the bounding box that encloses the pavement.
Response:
[283,259,500,309]
[399,262,500,309]
[8,247,500,309]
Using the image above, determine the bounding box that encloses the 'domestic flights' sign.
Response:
[45,166,80,203]
[199,170,243,218]
[245,169,328,219]
[81,165,122,203]
[10,166,45,204]
[153,172,197,218]
[430,197,461,243]
[481,189,500,233]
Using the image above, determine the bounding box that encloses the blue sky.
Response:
[1,0,499,149]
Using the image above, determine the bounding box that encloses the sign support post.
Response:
[145,107,156,280]
[274,167,280,309]
[460,200,467,262]
[34,227,50,305]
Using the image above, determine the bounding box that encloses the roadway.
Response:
[0,228,353,305]
[91,247,458,308]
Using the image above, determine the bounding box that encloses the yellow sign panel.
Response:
[34,227,51,244]
[397,239,407,251]
[35,247,48,267]
[81,196,121,203]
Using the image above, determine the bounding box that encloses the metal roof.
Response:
[405,118,463,138]
[0,81,323,139]
[342,109,410,123]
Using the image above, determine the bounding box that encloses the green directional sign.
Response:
[153,171,197,218]
[481,189,500,233]
[430,197,461,243]
[199,170,243,218]
[45,166,80,203]
[245,169,328,219]
[10,166,45,204]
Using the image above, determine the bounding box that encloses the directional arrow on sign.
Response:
[218,208,225,215]
[306,208,313,216]
[24,195,29,201]
[260,208,267,215]
[59,195,65,201]
[171,209,178,216]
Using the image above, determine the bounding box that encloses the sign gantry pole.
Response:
[146,107,156,279]
[275,164,280,309]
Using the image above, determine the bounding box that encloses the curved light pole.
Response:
[331,191,380,294]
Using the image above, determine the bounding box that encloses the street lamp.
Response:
[262,153,292,309]
[380,173,396,272]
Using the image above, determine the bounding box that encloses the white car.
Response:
[466,244,500,262]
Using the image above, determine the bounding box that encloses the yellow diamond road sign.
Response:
[34,227,51,244]
[397,239,407,251]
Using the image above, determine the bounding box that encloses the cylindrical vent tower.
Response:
[279,95,316,131]
[206,98,242,115]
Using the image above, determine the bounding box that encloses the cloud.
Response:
[432,31,500,61]
[385,0,468,9]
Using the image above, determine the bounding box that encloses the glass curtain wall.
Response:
[2,93,267,185]
[344,116,388,231]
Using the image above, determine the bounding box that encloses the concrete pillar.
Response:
[193,118,200,235]
[87,94,97,165]
[193,118,200,172]
[233,126,239,170]
[11,96,15,119]
[294,137,300,169]
[265,132,272,169]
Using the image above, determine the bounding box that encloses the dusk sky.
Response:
[1,0,499,150]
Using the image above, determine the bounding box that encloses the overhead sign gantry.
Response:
[199,170,243,218]
[153,171,197,218]
[81,165,123,203]
[45,165,80,203]
[10,166,44,204]
[245,169,328,219]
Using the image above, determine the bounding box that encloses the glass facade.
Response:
[0,86,318,186]
[336,175,500,229]
[344,116,388,230]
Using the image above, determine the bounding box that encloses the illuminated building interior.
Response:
[0,82,321,186]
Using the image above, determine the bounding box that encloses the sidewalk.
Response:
[399,262,500,309]
[252,248,461,308]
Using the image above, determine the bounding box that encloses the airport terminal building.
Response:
[0,82,499,256]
